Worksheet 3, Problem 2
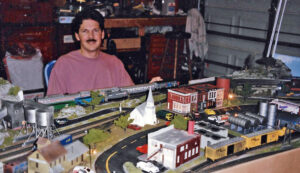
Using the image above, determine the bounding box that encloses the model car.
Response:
[156,110,174,121]
[204,109,216,115]
[208,116,226,125]
[136,144,148,154]
[127,124,142,130]
[165,112,174,121]
[136,161,159,173]
[55,118,69,125]
[73,166,94,173]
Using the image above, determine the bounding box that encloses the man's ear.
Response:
[75,33,80,41]
[101,30,105,39]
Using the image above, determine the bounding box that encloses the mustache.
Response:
[87,39,97,42]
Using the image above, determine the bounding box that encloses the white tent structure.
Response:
[129,88,158,127]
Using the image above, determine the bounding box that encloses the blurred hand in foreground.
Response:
[149,76,163,83]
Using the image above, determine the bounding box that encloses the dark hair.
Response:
[71,8,105,35]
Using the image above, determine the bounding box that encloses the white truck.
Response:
[136,161,159,173]
[208,115,228,125]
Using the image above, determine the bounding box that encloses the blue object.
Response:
[75,97,92,105]
[60,134,73,146]
[44,60,56,86]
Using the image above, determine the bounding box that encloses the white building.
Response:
[129,89,158,127]
[147,125,200,169]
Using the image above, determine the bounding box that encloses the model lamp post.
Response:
[224,93,234,107]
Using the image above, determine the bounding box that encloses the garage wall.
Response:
[203,0,300,77]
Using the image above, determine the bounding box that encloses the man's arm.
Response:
[47,69,65,96]
[149,76,163,83]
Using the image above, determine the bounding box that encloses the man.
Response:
[47,9,161,96]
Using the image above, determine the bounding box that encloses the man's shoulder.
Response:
[100,52,122,64]
[60,50,80,59]
[56,50,80,62]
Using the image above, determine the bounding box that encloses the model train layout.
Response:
[1,77,300,173]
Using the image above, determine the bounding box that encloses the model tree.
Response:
[236,83,254,102]
[83,128,110,146]
[84,90,104,110]
[0,78,7,85]
[8,86,20,96]
[114,114,133,132]
[170,115,188,130]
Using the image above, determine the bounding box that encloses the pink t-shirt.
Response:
[47,50,134,95]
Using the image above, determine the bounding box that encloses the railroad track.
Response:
[0,108,131,162]
[186,142,284,172]
[0,94,167,163]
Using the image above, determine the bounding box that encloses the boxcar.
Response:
[205,137,246,161]
[241,128,281,149]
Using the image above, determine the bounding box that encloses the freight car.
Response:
[205,128,286,161]
[270,99,300,115]
[241,128,285,149]
[205,137,246,161]
[155,81,179,89]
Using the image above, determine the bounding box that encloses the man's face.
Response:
[75,19,104,54]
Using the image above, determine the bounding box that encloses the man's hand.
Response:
[149,76,163,83]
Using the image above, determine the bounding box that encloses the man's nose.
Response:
[88,31,95,38]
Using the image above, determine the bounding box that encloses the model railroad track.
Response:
[187,132,300,173]
[0,97,167,163]
[191,146,292,173]
[213,105,257,115]
[231,78,286,86]
[0,108,132,162]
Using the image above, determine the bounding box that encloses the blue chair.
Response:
[44,60,56,87]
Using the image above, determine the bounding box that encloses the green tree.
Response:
[170,115,188,130]
[0,78,7,85]
[267,89,272,96]
[236,83,254,102]
[8,86,20,96]
[83,90,104,110]
[281,84,290,94]
[83,128,110,146]
[114,114,133,132]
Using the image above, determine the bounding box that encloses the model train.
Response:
[270,99,300,115]
[205,127,286,161]
[38,81,179,107]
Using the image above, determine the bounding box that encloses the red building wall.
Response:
[175,135,201,167]
[168,91,191,112]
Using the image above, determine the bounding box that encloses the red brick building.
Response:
[167,84,224,113]
[188,84,224,108]
[167,87,198,113]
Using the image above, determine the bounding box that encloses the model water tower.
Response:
[36,109,54,139]
[23,100,57,146]
[24,106,38,137]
